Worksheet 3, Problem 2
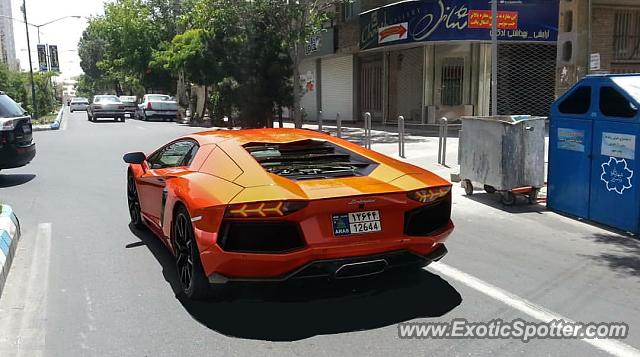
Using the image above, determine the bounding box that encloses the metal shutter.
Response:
[321,56,354,121]
[396,47,423,122]
[299,60,317,121]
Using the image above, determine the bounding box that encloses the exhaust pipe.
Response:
[334,259,388,279]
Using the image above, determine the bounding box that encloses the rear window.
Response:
[94,96,120,103]
[244,139,378,180]
[0,94,26,118]
[71,98,88,104]
[148,95,171,101]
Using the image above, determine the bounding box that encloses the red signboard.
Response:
[468,10,519,30]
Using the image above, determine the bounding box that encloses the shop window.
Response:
[559,86,591,114]
[441,58,464,106]
[600,86,638,118]
[613,10,640,61]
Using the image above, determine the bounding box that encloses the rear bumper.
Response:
[201,220,454,283]
[92,111,125,118]
[208,245,448,284]
[70,105,88,111]
[0,142,36,169]
[145,110,177,117]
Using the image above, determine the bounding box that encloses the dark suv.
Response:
[0,92,36,170]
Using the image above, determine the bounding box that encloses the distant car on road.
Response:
[0,92,35,171]
[136,94,178,122]
[88,95,126,122]
[118,96,138,117]
[123,128,453,299]
[69,97,89,112]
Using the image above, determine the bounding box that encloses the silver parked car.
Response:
[136,94,178,121]
[88,95,126,122]
[69,97,89,112]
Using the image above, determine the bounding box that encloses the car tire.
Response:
[70,109,74,113]
[173,205,220,300]
[127,171,145,230]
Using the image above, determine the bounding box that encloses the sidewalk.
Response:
[279,121,461,180]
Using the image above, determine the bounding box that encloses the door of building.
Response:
[359,55,383,122]
[433,44,471,121]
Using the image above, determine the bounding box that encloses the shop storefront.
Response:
[359,0,559,123]
[299,28,358,122]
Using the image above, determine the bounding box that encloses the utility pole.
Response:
[21,0,37,119]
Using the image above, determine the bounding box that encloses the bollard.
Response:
[336,112,342,138]
[363,112,372,149]
[438,117,448,165]
[398,115,405,158]
[318,110,323,131]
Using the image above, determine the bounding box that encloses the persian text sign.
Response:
[468,10,518,29]
[360,0,559,50]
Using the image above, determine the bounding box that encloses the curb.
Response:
[32,105,65,132]
[0,204,20,299]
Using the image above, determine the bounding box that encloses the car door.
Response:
[137,140,199,230]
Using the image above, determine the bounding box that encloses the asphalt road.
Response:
[0,109,638,356]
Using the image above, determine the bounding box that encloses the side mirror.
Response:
[123,152,146,164]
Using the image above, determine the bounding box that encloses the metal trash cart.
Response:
[459,115,546,205]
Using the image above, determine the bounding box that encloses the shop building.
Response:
[302,0,560,124]
[556,0,640,96]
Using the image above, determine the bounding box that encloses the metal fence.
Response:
[493,43,557,117]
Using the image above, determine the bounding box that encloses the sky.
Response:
[11,0,106,80]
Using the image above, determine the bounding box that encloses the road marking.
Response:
[0,223,51,357]
[427,262,640,357]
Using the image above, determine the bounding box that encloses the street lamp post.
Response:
[0,11,82,119]
[20,0,37,119]
[33,16,82,44]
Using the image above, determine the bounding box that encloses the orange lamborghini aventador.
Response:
[124,128,454,299]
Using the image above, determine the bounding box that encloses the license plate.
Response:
[332,210,382,236]
[22,124,31,134]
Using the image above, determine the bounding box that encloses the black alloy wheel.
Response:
[172,206,218,300]
[127,171,144,229]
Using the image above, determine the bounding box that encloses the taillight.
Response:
[2,119,15,131]
[94,105,102,110]
[147,102,152,110]
[224,201,308,218]
[407,186,451,204]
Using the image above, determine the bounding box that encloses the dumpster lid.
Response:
[610,76,640,104]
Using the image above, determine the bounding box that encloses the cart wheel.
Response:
[484,185,496,194]
[528,188,540,204]
[500,191,516,206]
[463,179,474,195]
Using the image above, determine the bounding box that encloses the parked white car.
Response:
[69,97,90,112]
[135,94,178,121]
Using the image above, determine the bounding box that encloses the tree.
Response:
[78,0,179,95]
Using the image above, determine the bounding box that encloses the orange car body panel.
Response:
[129,128,454,280]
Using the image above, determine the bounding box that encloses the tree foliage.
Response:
[79,0,335,127]
[0,64,57,117]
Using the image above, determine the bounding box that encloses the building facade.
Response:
[557,0,640,96]
[301,0,560,125]
[0,0,17,70]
